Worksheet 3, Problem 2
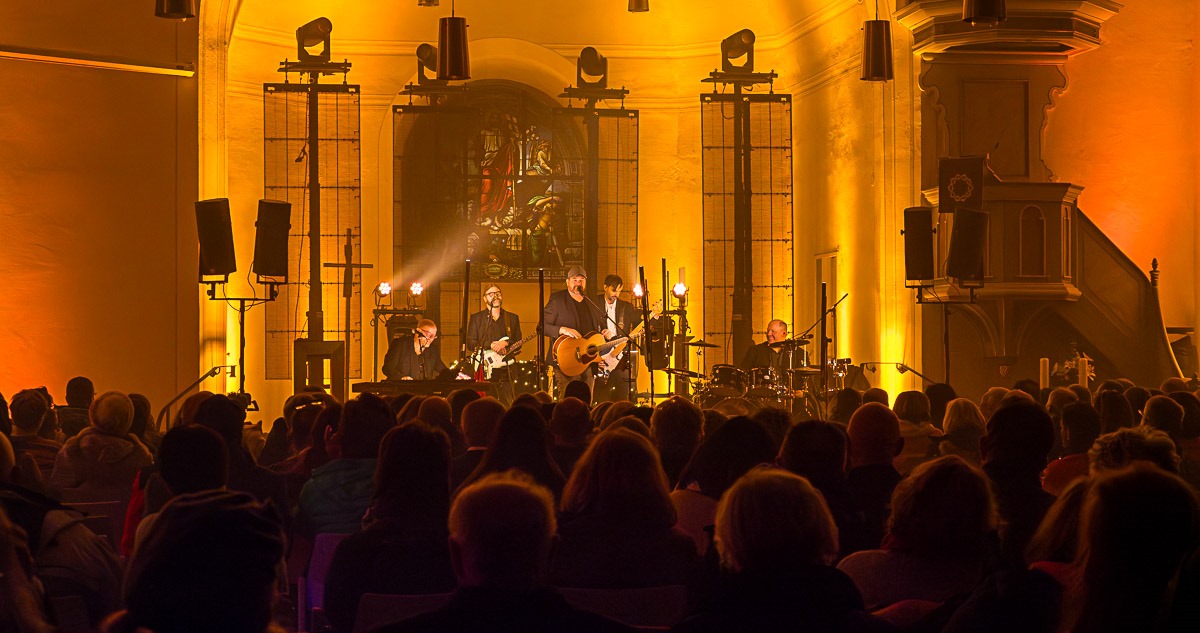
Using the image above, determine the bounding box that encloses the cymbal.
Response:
[788,367,823,375]
[664,367,705,379]
[686,340,720,349]
[768,339,810,349]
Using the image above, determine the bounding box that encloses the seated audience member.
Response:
[1042,402,1101,495]
[1095,390,1135,434]
[453,398,506,490]
[56,376,94,438]
[862,387,889,407]
[751,407,791,452]
[132,425,228,553]
[1169,390,1200,489]
[1160,377,1190,394]
[258,393,317,468]
[598,401,636,431]
[0,393,9,437]
[846,403,904,552]
[1012,379,1040,400]
[924,383,957,430]
[1066,384,1091,404]
[893,391,943,475]
[299,392,393,536]
[980,387,1010,421]
[701,409,727,437]
[193,395,287,512]
[50,391,153,501]
[8,389,61,472]
[448,388,482,427]
[459,406,566,499]
[674,468,891,633]
[396,395,428,425]
[102,490,286,633]
[510,393,540,411]
[373,471,635,633]
[0,505,54,633]
[551,429,696,588]
[127,393,160,452]
[419,396,466,456]
[606,416,651,438]
[1142,394,1185,442]
[1089,425,1180,474]
[979,401,1056,564]
[936,398,986,466]
[1124,386,1151,423]
[548,397,593,478]
[1058,464,1200,633]
[777,421,868,557]
[564,379,592,405]
[829,388,863,427]
[839,456,997,610]
[1044,387,1079,459]
[1025,478,1093,585]
[589,402,613,428]
[324,422,458,633]
[0,433,122,626]
[268,398,324,478]
[650,396,704,488]
[671,418,776,555]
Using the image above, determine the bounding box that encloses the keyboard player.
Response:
[383,319,449,380]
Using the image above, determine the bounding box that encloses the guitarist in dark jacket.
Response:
[543,266,604,398]
[593,274,642,402]
[465,285,523,403]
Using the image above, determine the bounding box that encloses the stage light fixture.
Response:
[155,0,196,20]
[720,29,756,73]
[628,0,650,12]
[860,20,893,82]
[577,47,608,89]
[296,18,333,63]
[672,282,688,298]
[632,283,644,298]
[416,43,440,84]
[378,282,392,297]
[438,1,470,80]
[410,282,425,296]
[418,0,440,6]
[963,0,1006,26]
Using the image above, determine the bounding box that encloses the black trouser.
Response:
[593,368,632,403]
[554,364,593,400]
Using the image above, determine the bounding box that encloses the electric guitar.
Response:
[598,301,663,375]
[477,331,538,378]
[554,301,663,378]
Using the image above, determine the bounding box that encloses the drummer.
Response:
[739,319,790,373]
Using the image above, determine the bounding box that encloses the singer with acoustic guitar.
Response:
[542,265,604,398]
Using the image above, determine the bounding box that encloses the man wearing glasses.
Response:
[383,318,449,380]
[465,285,524,402]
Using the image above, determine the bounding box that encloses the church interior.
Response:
[1,0,1196,420]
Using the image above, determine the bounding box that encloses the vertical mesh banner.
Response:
[700,93,793,367]
[263,83,362,380]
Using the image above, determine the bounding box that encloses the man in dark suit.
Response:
[465,285,523,401]
[592,274,642,402]
[543,266,603,398]
[383,319,449,380]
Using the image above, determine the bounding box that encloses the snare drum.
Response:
[750,367,780,389]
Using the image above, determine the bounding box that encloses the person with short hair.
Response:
[778,420,867,557]
[650,396,703,488]
[1089,425,1180,474]
[674,468,891,633]
[374,471,635,633]
[1168,390,1200,489]
[57,376,94,438]
[1042,401,1102,495]
[1095,390,1135,434]
[452,398,506,490]
[738,319,790,373]
[458,406,566,499]
[548,397,592,478]
[893,391,943,474]
[862,387,889,407]
[543,266,604,398]
[466,285,523,402]
[49,391,153,501]
[131,425,229,554]
[592,275,642,403]
[7,389,61,472]
[383,319,450,380]
[846,403,904,553]
[1142,394,1185,441]
[980,401,1056,563]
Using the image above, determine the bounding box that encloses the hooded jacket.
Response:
[297,457,377,536]
[49,427,153,500]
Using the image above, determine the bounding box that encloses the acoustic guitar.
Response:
[554,301,663,378]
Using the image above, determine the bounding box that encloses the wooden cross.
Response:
[323,228,373,392]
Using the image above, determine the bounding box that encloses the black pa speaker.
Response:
[195,198,236,280]
[946,207,988,284]
[252,199,292,281]
[903,206,935,282]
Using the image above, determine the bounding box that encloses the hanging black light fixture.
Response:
[438,0,470,80]
[860,0,893,82]
[417,0,440,6]
[963,0,1007,26]
[861,20,894,82]
[628,0,650,12]
[155,0,196,20]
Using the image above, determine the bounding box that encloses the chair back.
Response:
[67,500,125,549]
[353,592,453,633]
[558,585,688,629]
[303,532,349,629]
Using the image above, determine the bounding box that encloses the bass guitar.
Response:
[597,301,663,376]
[476,331,539,378]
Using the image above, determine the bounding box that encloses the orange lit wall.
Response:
[1045,1,1199,331]
[0,4,198,410]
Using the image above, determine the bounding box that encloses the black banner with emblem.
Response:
[938,156,985,213]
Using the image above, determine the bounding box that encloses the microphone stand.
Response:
[537,269,546,393]
[639,266,655,405]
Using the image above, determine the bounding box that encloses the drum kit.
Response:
[664,337,842,413]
